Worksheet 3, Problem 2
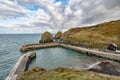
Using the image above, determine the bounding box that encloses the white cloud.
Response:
[0,0,30,18]
[0,0,120,33]
[54,1,61,7]
[64,6,72,16]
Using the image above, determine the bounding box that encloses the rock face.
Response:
[40,31,53,43]
[54,31,62,39]
[87,61,120,76]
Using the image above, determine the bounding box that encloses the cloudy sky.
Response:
[0,0,120,34]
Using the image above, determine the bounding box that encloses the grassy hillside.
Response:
[18,67,120,80]
[62,20,120,49]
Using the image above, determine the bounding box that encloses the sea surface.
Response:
[0,34,40,80]
[0,34,120,80]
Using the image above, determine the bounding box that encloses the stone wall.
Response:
[60,44,120,62]
[20,43,120,62]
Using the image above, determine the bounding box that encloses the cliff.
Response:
[62,20,120,49]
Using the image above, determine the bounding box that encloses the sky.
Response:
[0,0,120,34]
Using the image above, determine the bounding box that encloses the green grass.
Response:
[18,67,120,80]
[62,20,120,49]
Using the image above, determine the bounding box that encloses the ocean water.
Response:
[0,34,40,80]
[0,34,120,80]
[29,47,109,70]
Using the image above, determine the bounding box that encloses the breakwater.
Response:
[20,43,120,62]
[6,52,36,80]
[60,44,120,62]
[20,42,59,52]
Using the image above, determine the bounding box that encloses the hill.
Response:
[62,20,120,49]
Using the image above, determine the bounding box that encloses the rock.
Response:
[40,31,53,43]
[20,47,28,52]
[54,31,62,39]
[28,52,36,60]
[32,67,46,72]
[86,61,120,76]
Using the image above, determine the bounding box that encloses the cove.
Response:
[28,47,120,70]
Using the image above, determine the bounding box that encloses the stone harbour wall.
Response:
[5,52,36,80]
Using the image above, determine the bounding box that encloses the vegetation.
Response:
[40,31,53,43]
[55,31,63,39]
[62,20,120,49]
[18,67,120,80]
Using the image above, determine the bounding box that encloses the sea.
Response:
[0,34,120,80]
[0,34,40,80]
